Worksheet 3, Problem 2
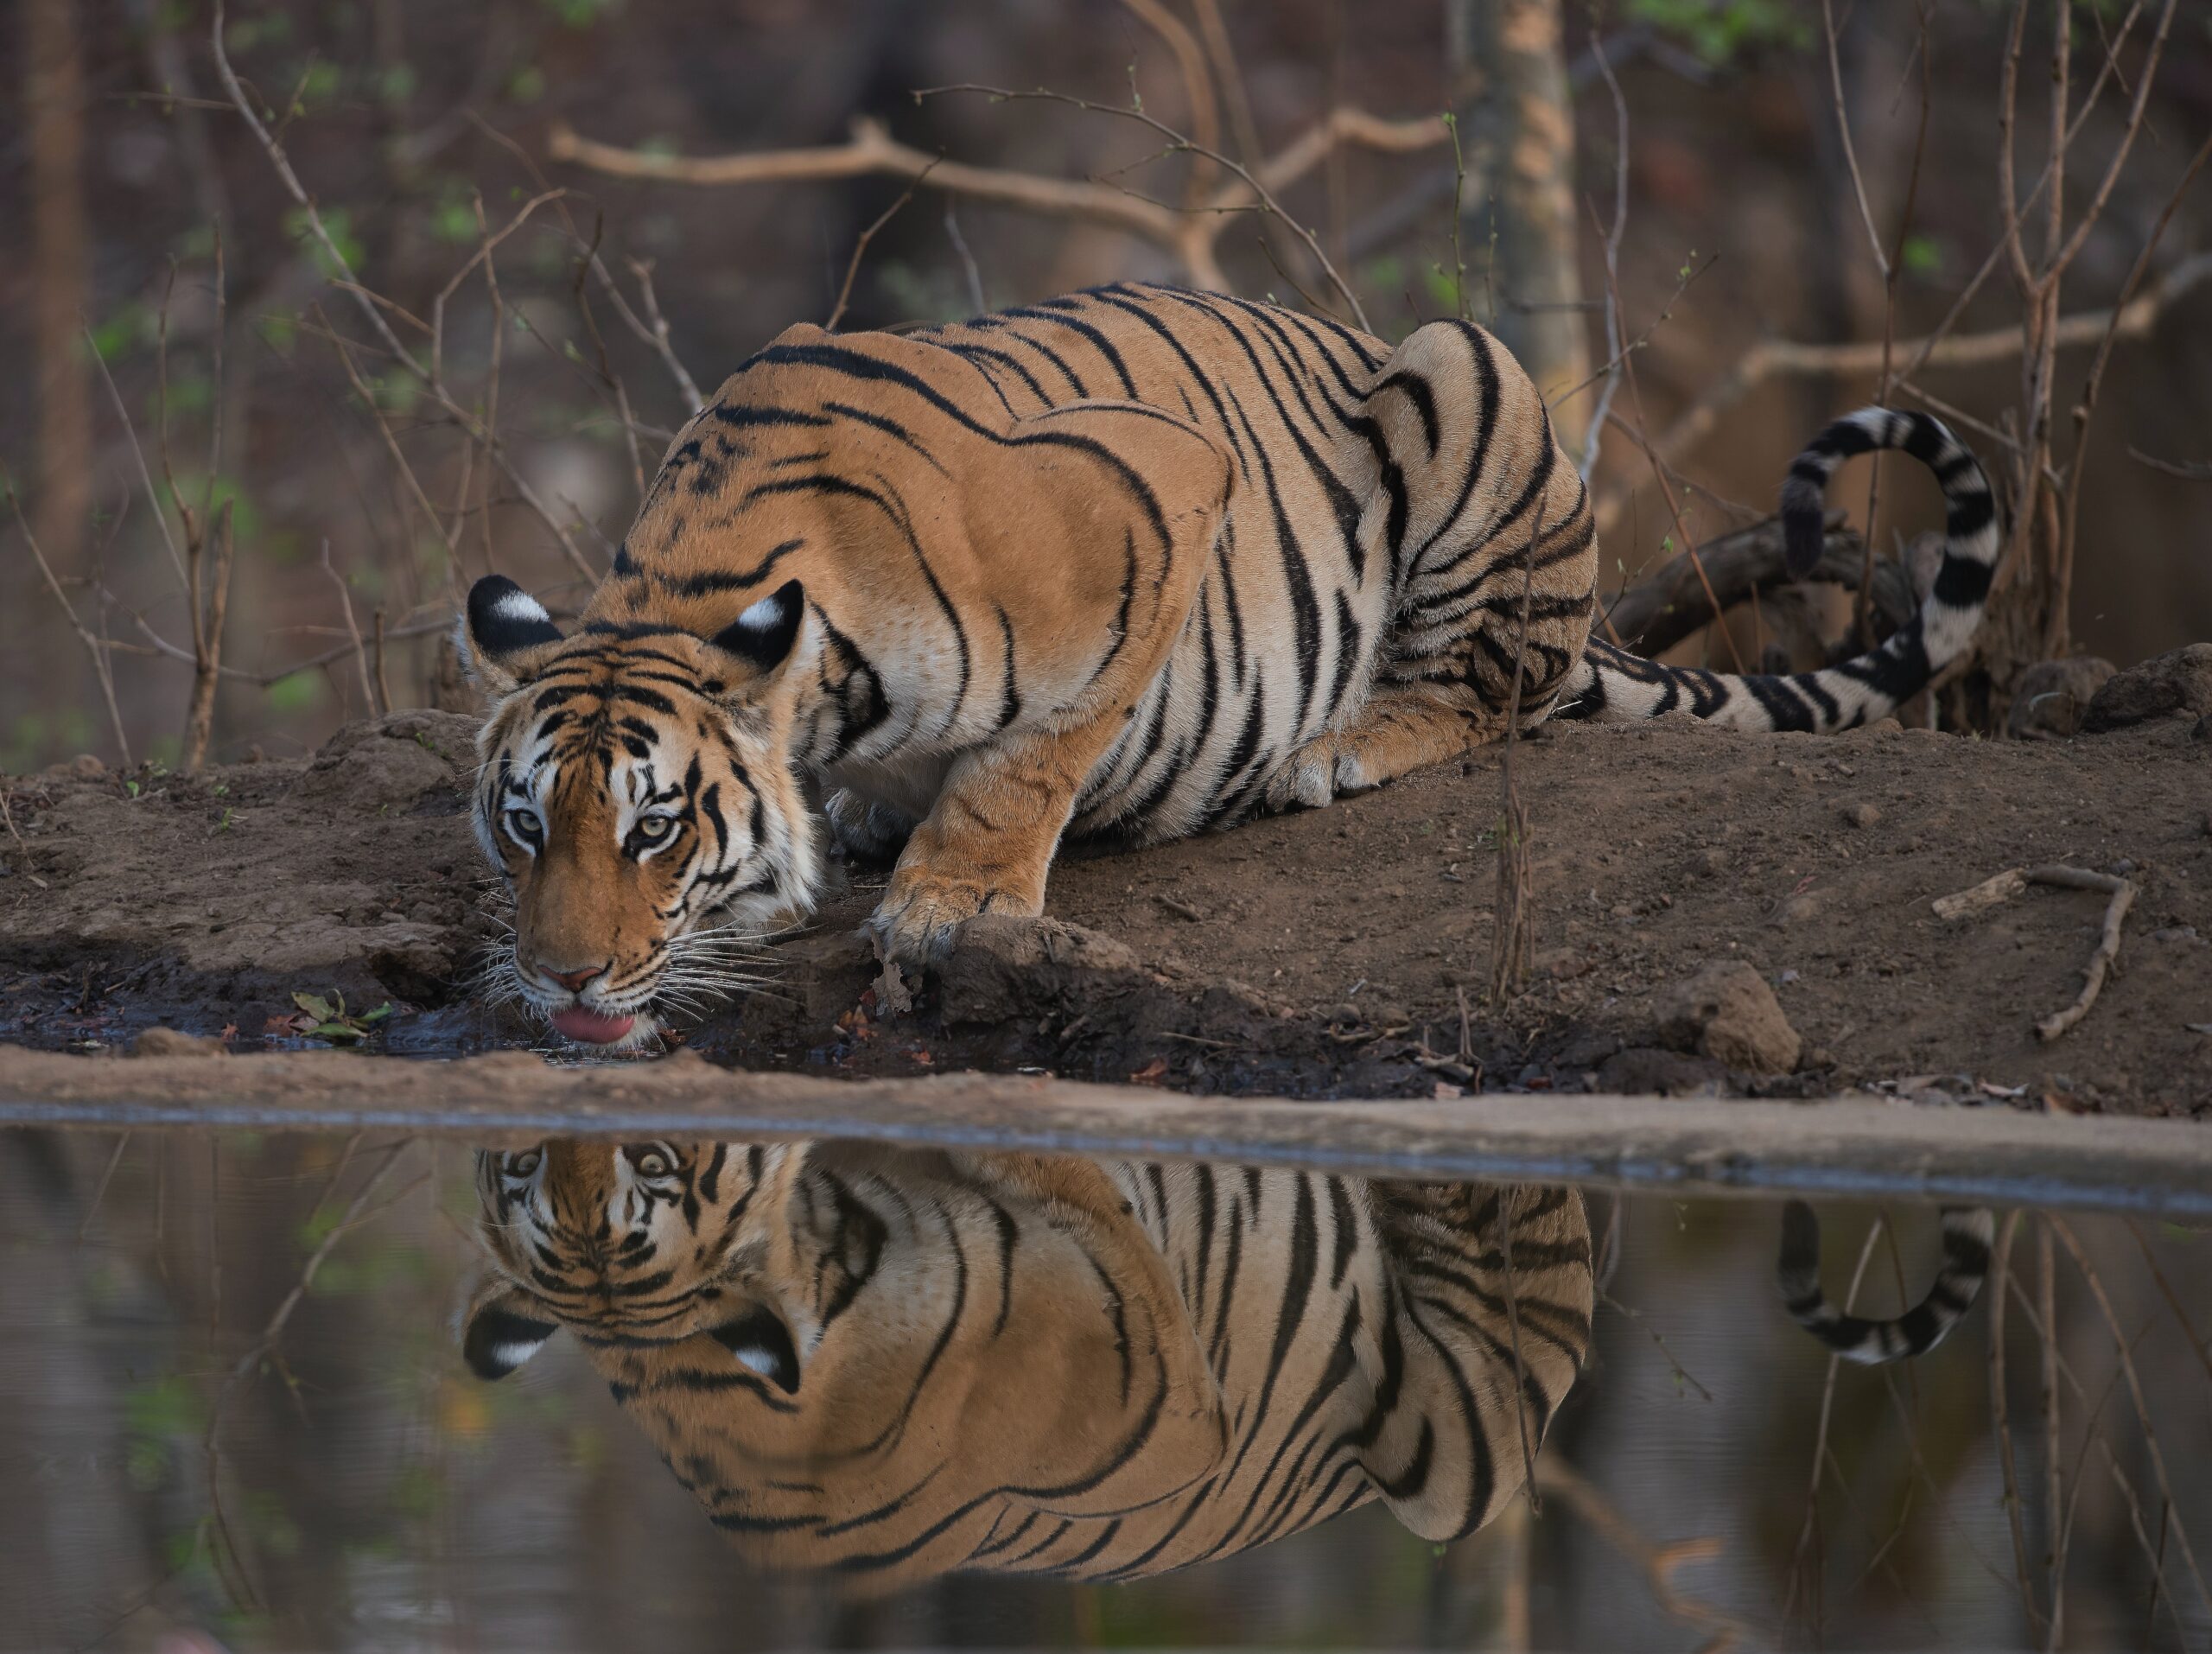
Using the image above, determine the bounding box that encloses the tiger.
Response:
[457,281,1999,1046]
[460,1138,1593,1586]
[1777,1199,1995,1364]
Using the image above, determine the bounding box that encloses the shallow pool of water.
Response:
[1,1124,2205,1651]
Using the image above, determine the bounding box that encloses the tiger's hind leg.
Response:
[1266,318,1600,811]
[823,788,917,863]
[1262,688,1507,810]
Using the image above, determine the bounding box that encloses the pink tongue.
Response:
[551,1006,638,1045]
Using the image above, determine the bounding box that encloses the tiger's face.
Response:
[464,1139,808,1384]
[460,576,820,1048]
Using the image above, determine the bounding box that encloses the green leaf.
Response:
[292,990,334,1022]
[266,671,327,713]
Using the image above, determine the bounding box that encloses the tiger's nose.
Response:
[544,964,607,994]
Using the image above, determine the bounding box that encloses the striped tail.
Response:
[1557,408,2000,731]
[1777,1200,1995,1364]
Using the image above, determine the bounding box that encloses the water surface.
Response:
[2,1124,2205,1651]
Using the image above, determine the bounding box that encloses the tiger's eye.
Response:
[506,807,543,838]
[637,816,673,840]
[508,1148,542,1177]
[627,1144,674,1177]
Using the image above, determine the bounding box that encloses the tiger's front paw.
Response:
[865,868,1043,968]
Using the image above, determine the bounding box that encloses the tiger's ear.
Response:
[459,1277,560,1380]
[704,580,806,692]
[460,575,567,694]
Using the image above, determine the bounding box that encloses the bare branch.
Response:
[550,112,1184,246]
[1592,252,2212,537]
[552,99,1446,323]
[2129,448,2212,482]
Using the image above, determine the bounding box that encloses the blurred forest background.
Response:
[3,0,2209,773]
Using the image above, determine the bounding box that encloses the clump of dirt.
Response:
[3,694,2208,1111]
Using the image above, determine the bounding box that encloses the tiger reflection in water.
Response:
[461,1139,1592,1585]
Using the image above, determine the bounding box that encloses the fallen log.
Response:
[1603,512,1918,658]
[2,1045,2204,1219]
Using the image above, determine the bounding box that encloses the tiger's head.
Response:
[458,576,821,1048]
[462,1138,806,1384]
[460,1139,1231,1583]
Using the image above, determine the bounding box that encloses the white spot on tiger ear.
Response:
[732,1343,781,1378]
[493,1337,549,1371]
[735,592,785,632]
[493,589,553,626]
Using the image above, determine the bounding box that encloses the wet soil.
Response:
[3,705,2209,1112]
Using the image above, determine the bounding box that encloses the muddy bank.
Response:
[3,700,2209,1110]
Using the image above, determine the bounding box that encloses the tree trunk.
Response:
[26,0,91,576]
[1447,0,1591,452]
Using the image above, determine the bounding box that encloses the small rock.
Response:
[2194,714,2210,742]
[1654,959,1802,1075]
[1535,946,1588,981]
[2082,643,2212,732]
[130,1027,227,1058]
[1840,801,1881,830]
[2007,656,2117,738]
[1773,893,1823,926]
[1693,846,1729,877]
[2148,926,2200,945]
[2105,858,2136,878]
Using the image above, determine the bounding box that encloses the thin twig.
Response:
[2027,868,2134,1042]
[828,158,941,332]
[1492,1197,1541,1517]
[6,479,132,765]
[1786,1216,1887,1634]
[319,538,376,716]
[1579,29,1631,484]
[1536,1460,1758,1649]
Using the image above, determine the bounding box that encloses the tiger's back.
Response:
[593,284,1593,849]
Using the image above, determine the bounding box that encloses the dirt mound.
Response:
[3,698,2208,1111]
